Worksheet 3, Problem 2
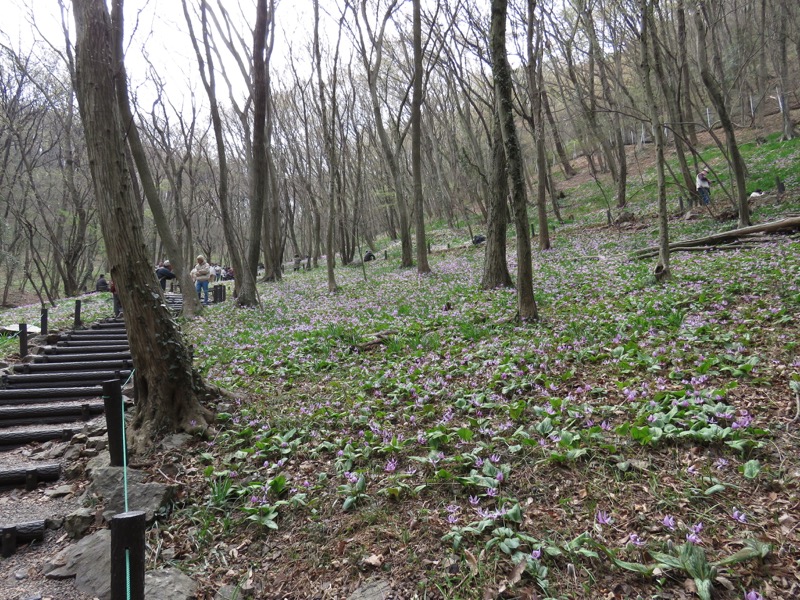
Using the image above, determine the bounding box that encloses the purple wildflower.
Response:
[731,508,747,523]
[530,548,542,560]
[628,533,646,547]
[744,592,763,600]
[596,510,612,525]
[385,458,398,472]
[469,495,480,506]
[662,515,676,530]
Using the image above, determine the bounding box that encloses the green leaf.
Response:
[648,550,685,571]
[743,459,761,479]
[355,475,366,493]
[342,496,356,511]
[704,483,726,495]
[456,427,474,441]
[713,539,772,567]
[504,504,523,523]
[609,557,655,575]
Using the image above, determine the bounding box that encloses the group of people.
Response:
[94,256,235,311]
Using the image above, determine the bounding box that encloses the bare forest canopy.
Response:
[1,0,798,305]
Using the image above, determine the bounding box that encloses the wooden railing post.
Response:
[102,379,125,467]
[110,511,146,600]
[18,323,27,359]
[40,307,48,335]
[74,299,82,329]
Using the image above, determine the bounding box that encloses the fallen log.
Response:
[632,216,800,259]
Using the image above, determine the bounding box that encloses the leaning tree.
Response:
[72,0,214,451]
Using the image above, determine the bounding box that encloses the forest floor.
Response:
[1,119,800,600]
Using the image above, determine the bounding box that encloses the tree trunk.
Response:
[111,0,200,316]
[694,5,751,228]
[481,113,513,290]
[542,89,575,178]
[313,0,340,293]
[491,0,537,321]
[73,0,212,452]
[412,0,430,275]
[640,0,670,282]
[182,0,244,298]
[526,1,550,251]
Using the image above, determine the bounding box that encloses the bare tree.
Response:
[490,0,538,321]
[72,0,214,450]
[694,0,750,228]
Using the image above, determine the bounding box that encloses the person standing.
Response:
[155,260,177,290]
[191,255,212,304]
[696,169,711,206]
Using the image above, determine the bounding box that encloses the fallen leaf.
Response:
[464,549,479,575]
[363,553,383,567]
[508,560,527,586]
[715,576,734,591]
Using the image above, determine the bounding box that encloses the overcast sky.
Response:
[2,0,325,108]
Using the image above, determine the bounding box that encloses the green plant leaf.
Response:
[742,459,761,479]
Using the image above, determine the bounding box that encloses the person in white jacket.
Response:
[191,255,212,304]
[696,169,711,205]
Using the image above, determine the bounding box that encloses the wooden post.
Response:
[384,250,388,260]
[530,223,536,238]
[1,526,16,558]
[18,323,27,359]
[40,307,48,335]
[102,379,125,467]
[427,241,431,253]
[74,299,82,329]
[110,511,146,600]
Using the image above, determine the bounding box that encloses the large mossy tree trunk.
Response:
[73,0,213,452]
[490,0,538,321]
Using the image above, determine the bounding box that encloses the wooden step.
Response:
[0,463,60,489]
[0,400,105,428]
